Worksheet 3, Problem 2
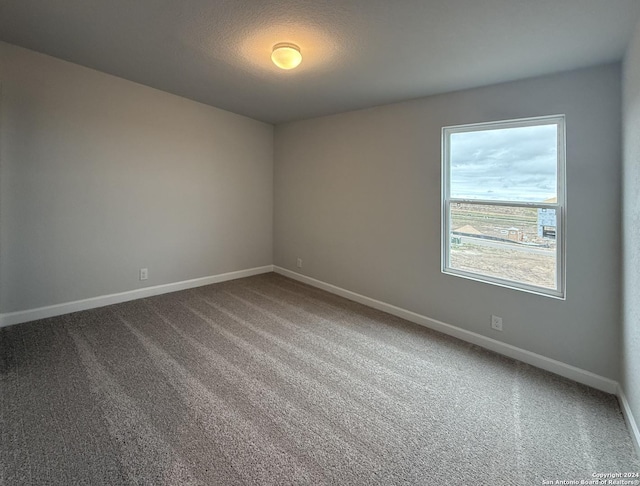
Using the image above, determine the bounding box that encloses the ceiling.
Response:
[1,0,639,124]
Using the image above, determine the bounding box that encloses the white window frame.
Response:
[441,115,566,299]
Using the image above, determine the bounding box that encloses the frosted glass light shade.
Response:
[271,43,302,70]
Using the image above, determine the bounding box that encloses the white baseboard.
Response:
[618,385,640,458]
[0,265,274,328]
[273,266,619,395]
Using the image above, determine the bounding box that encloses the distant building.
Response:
[537,197,557,238]
[506,227,523,242]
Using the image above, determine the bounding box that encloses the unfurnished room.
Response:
[1,1,640,484]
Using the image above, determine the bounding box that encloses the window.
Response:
[442,115,565,298]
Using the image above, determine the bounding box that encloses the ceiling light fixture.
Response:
[271,43,302,70]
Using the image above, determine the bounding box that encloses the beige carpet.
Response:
[1,272,638,485]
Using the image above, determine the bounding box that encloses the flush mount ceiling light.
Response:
[271,43,302,70]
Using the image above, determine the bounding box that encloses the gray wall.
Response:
[622,19,640,432]
[274,64,622,379]
[0,42,273,313]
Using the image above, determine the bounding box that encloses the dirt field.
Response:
[450,242,556,290]
[448,202,557,290]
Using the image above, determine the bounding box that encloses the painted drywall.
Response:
[274,64,621,379]
[622,18,640,436]
[0,42,273,313]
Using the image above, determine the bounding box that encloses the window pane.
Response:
[450,124,558,202]
[449,203,557,290]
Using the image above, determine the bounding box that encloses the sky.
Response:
[449,124,558,202]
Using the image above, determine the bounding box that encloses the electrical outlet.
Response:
[491,315,503,331]
[296,258,303,268]
[140,268,148,281]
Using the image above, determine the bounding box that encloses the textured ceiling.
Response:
[1,0,639,124]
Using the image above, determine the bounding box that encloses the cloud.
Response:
[449,124,558,202]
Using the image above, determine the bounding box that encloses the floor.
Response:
[1,273,638,485]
